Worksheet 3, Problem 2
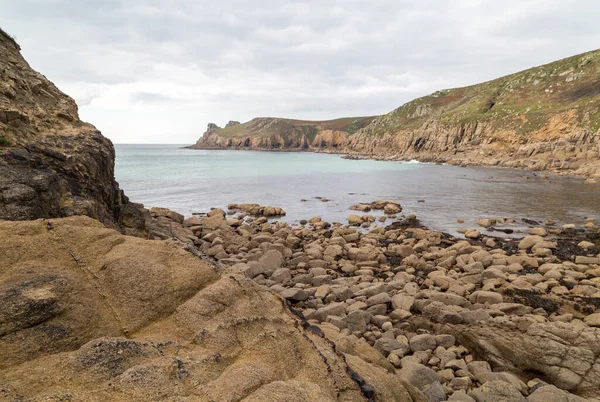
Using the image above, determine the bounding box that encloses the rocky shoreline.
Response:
[138,201,600,401]
[187,131,600,181]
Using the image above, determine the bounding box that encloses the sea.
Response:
[114,144,600,237]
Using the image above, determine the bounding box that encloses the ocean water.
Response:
[114,144,600,236]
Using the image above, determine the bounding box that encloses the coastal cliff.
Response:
[189,116,375,151]
[345,49,600,177]
[0,29,144,230]
[192,49,600,178]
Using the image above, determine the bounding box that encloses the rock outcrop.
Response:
[0,216,425,401]
[455,321,600,398]
[189,116,375,151]
[0,29,144,231]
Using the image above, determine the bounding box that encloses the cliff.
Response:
[192,49,600,177]
[189,116,375,151]
[0,28,145,231]
[345,49,600,177]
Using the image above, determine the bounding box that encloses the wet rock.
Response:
[518,235,544,250]
[465,230,481,239]
[529,227,548,236]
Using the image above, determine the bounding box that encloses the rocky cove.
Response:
[1,27,600,402]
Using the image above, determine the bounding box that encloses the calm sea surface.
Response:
[114,144,600,236]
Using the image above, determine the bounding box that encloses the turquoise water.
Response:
[114,144,600,235]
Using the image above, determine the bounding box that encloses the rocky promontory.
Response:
[189,116,375,151]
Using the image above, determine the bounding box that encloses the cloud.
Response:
[131,92,174,104]
[1,0,599,143]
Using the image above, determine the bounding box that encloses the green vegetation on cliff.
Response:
[212,116,376,141]
[361,49,600,137]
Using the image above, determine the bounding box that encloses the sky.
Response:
[2,0,599,144]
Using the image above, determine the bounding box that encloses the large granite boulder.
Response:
[455,320,600,399]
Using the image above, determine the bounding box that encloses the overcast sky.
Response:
[2,0,599,144]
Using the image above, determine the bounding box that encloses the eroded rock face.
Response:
[189,117,375,151]
[455,321,600,398]
[0,29,144,231]
[0,217,423,401]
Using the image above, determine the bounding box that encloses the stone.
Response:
[448,391,476,401]
[469,290,503,305]
[314,302,347,322]
[391,244,415,257]
[451,376,471,390]
[584,312,600,327]
[527,384,588,402]
[575,256,600,265]
[518,235,544,249]
[495,303,533,316]
[445,359,468,371]
[370,314,391,327]
[435,334,456,348]
[384,203,402,214]
[349,204,371,212]
[479,372,528,394]
[280,288,309,302]
[529,227,548,236]
[348,215,364,226]
[429,292,470,307]
[468,380,526,401]
[391,294,415,311]
[409,334,437,352]
[271,268,291,283]
[314,285,331,299]
[399,363,446,402]
[467,361,491,381]
[366,292,391,307]
[323,244,343,259]
[373,338,405,356]
[259,249,284,274]
[437,368,455,382]
[312,275,333,287]
[465,229,481,239]
[476,218,494,227]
